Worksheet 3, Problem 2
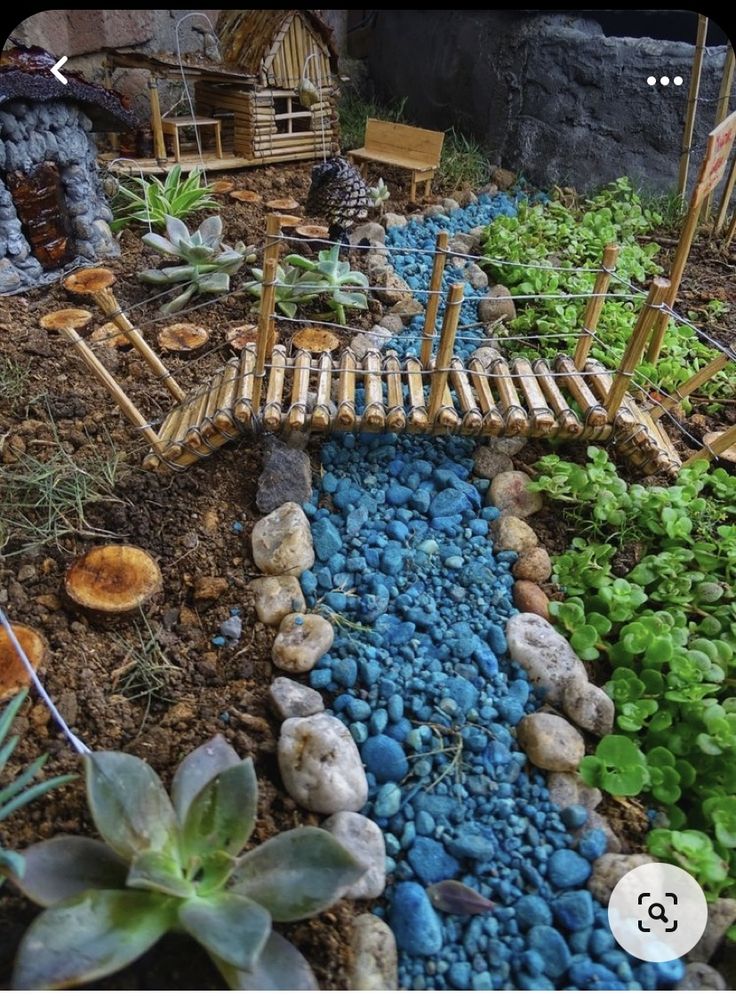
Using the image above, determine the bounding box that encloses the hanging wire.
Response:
[173,12,216,182]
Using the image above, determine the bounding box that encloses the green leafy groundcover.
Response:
[531,449,736,906]
[483,178,735,404]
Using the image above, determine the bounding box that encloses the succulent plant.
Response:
[368,177,390,209]
[243,262,320,319]
[139,215,256,315]
[284,245,369,325]
[10,735,364,990]
[111,165,218,233]
[0,690,74,885]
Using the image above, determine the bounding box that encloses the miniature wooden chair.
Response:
[161,116,223,162]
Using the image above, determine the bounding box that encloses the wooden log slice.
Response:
[230,190,262,204]
[65,545,162,617]
[226,324,259,352]
[157,323,210,353]
[0,624,48,701]
[266,197,299,211]
[292,327,339,352]
[211,179,235,194]
[63,268,116,295]
[295,225,329,240]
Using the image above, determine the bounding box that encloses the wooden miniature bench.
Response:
[161,116,223,162]
[348,118,444,200]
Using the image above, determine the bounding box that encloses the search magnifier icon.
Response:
[647,902,668,924]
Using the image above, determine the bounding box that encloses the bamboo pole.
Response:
[253,216,283,411]
[58,325,164,455]
[574,243,619,368]
[468,355,504,436]
[449,357,483,435]
[532,358,583,436]
[726,208,736,247]
[200,365,233,439]
[263,346,288,432]
[715,152,736,233]
[650,352,730,419]
[213,358,241,435]
[312,352,333,431]
[428,282,464,422]
[288,350,311,430]
[607,277,670,417]
[512,358,554,435]
[405,356,428,432]
[362,350,386,430]
[684,421,736,465]
[555,355,608,430]
[385,350,407,433]
[336,348,357,429]
[420,231,449,367]
[186,378,218,447]
[234,346,257,428]
[148,78,167,166]
[490,355,528,435]
[702,45,735,221]
[678,15,708,198]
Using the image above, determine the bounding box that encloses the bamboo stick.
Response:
[468,355,504,436]
[384,350,407,433]
[148,78,167,165]
[213,358,241,435]
[608,277,670,415]
[684,421,736,466]
[362,349,386,430]
[405,355,428,432]
[449,357,483,435]
[726,208,736,247]
[555,355,608,430]
[512,358,555,435]
[436,381,461,432]
[647,197,700,364]
[489,355,527,435]
[185,377,218,447]
[428,283,464,422]
[420,231,449,367]
[715,152,736,233]
[582,361,643,442]
[532,358,583,436]
[253,216,282,409]
[650,353,729,419]
[200,364,234,440]
[94,287,184,401]
[702,45,735,221]
[263,345,288,432]
[311,352,333,431]
[336,348,357,429]
[636,406,682,469]
[158,401,186,443]
[234,345,257,428]
[58,325,164,454]
[678,15,708,198]
[288,350,311,430]
[573,243,620,368]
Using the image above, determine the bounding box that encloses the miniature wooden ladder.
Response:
[48,217,683,477]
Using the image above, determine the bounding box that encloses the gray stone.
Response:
[676,963,728,990]
[466,262,489,290]
[388,296,424,322]
[272,612,334,673]
[349,915,398,990]
[423,204,447,218]
[373,268,413,305]
[688,899,736,963]
[442,197,461,213]
[563,677,615,736]
[580,809,622,853]
[491,515,539,554]
[278,713,368,814]
[478,284,517,323]
[507,613,588,706]
[350,221,386,245]
[251,502,315,577]
[383,212,407,229]
[474,447,513,480]
[547,771,603,812]
[490,470,543,518]
[374,313,405,334]
[482,434,528,457]
[0,258,21,293]
[512,546,552,583]
[323,811,386,899]
[517,712,585,771]
[588,853,656,905]
[448,234,476,257]
[350,326,393,359]
[269,676,324,720]
[256,440,312,514]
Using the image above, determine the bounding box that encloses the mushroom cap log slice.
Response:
[0,624,48,702]
[292,327,340,352]
[226,324,259,351]
[39,309,93,331]
[157,324,209,352]
[295,225,329,240]
[266,197,299,212]
[65,545,163,615]
[63,269,117,295]
[211,179,235,194]
[230,190,262,204]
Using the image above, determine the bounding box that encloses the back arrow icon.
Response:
[51,56,68,85]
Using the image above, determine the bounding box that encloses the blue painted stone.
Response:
[387,520,409,541]
[569,927,593,953]
[654,960,685,985]
[515,895,553,928]
[568,957,622,989]
[527,925,572,979]
[445,676,478,713]
[577,828,608,861]
[548,849,592,888]
[374,782,402,818]
[515,972,554,990]
[361,735,408,782]
[346,506,369,536]
[407,836,460,884]
[551,891,594,931]
[386,483,413,507]
[331,658,357,688]
[496,696,524,724]
[410,489,432,514]
[416,811,435,836]
[448,962,471,988]
[345,698,371,722]
[381,543,404,575]
[448,825,495,861]
[588,928,615,958]
[390,882,443,955]
[310,668,331,689]
[560,804,589,830]
[387,693,404,721]
[324,591,347,612]
[486,622,507,655]
[385,718,412,742]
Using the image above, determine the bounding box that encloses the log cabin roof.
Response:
[216,10,339,78]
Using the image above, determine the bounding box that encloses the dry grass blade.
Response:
[113,614,181,729]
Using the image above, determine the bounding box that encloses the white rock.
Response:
[507,613,588,706]
[272,612,334,673]
[688,898,736,962]
[373,269,413,305]
[374,313,404,335]
[563,677,615,736]
[350,326,393,359]
[278,714,368,814]
[547,771,602,812]
[491,515,539,554]
[323,812,386,899]
[250,575,306,626]
[490,470,543,518]
[588,853,656,904]
[269,676,324,719]
[349,914,398,990]
[350,221,386,245]
[517,712,585,771]
[383,212,406,229]
[251,502,314,577]
[466,262,489,290]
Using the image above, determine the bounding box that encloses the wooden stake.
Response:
[263,345,288,432]
[420,230,449,367]
[532,358,582,436]
[684,420,736,466]
[148,78,167,166]
[702,45,735,222]
[607,277,670,417]
[678,15,708,198]
[288,350,311,431]
[362,349,386,430]
[715,151,736,233]
[312,352,334,431]
[726,208,736,248]
[468,355,504,436]
[336,348,357,429]
[649,352,730,419]
[512,358,554,435]
[405,356,428,432]
[234,346,257,428]
[428,282,464,422]
[213,358,241,435]
[253,257,278,412]
[574,243,619,368]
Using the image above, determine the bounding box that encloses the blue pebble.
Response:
[386,520,409,541]
[551,891,594,931]
[331,658,357,688]
[416,811,435,836]
[577,828,608,861]
[448,962,471,988]
[548,849,592,888]
[496,696,524,724]
[654,960,685,985]
[386,483,413,507]
[568,957,622,989]
[346,698,372,722]
[516,895,552,928]
[311,518,342,560]
[390,882,443,955]
[310,668,332,689]
[407,836,460,884]
[374,782,402,818]
[486,622,507,655]
[445,676,478,713]
[387,693,404,722]
[560,805,589,830]
[448,826,495,861]
[385,718,412,742]
[588,928,615,958]
[527,925,572,979]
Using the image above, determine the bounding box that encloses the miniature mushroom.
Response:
[294,224,330,240]
[39,309,93,332]
[64,545,163,617]
[157,323,209,352]
[0,624,48,702]
[90,321,132,349]
[275,214,302,228]
[292,327,340,352]
[63,268,117,296]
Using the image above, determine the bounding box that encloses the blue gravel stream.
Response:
[302,195,683,989]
